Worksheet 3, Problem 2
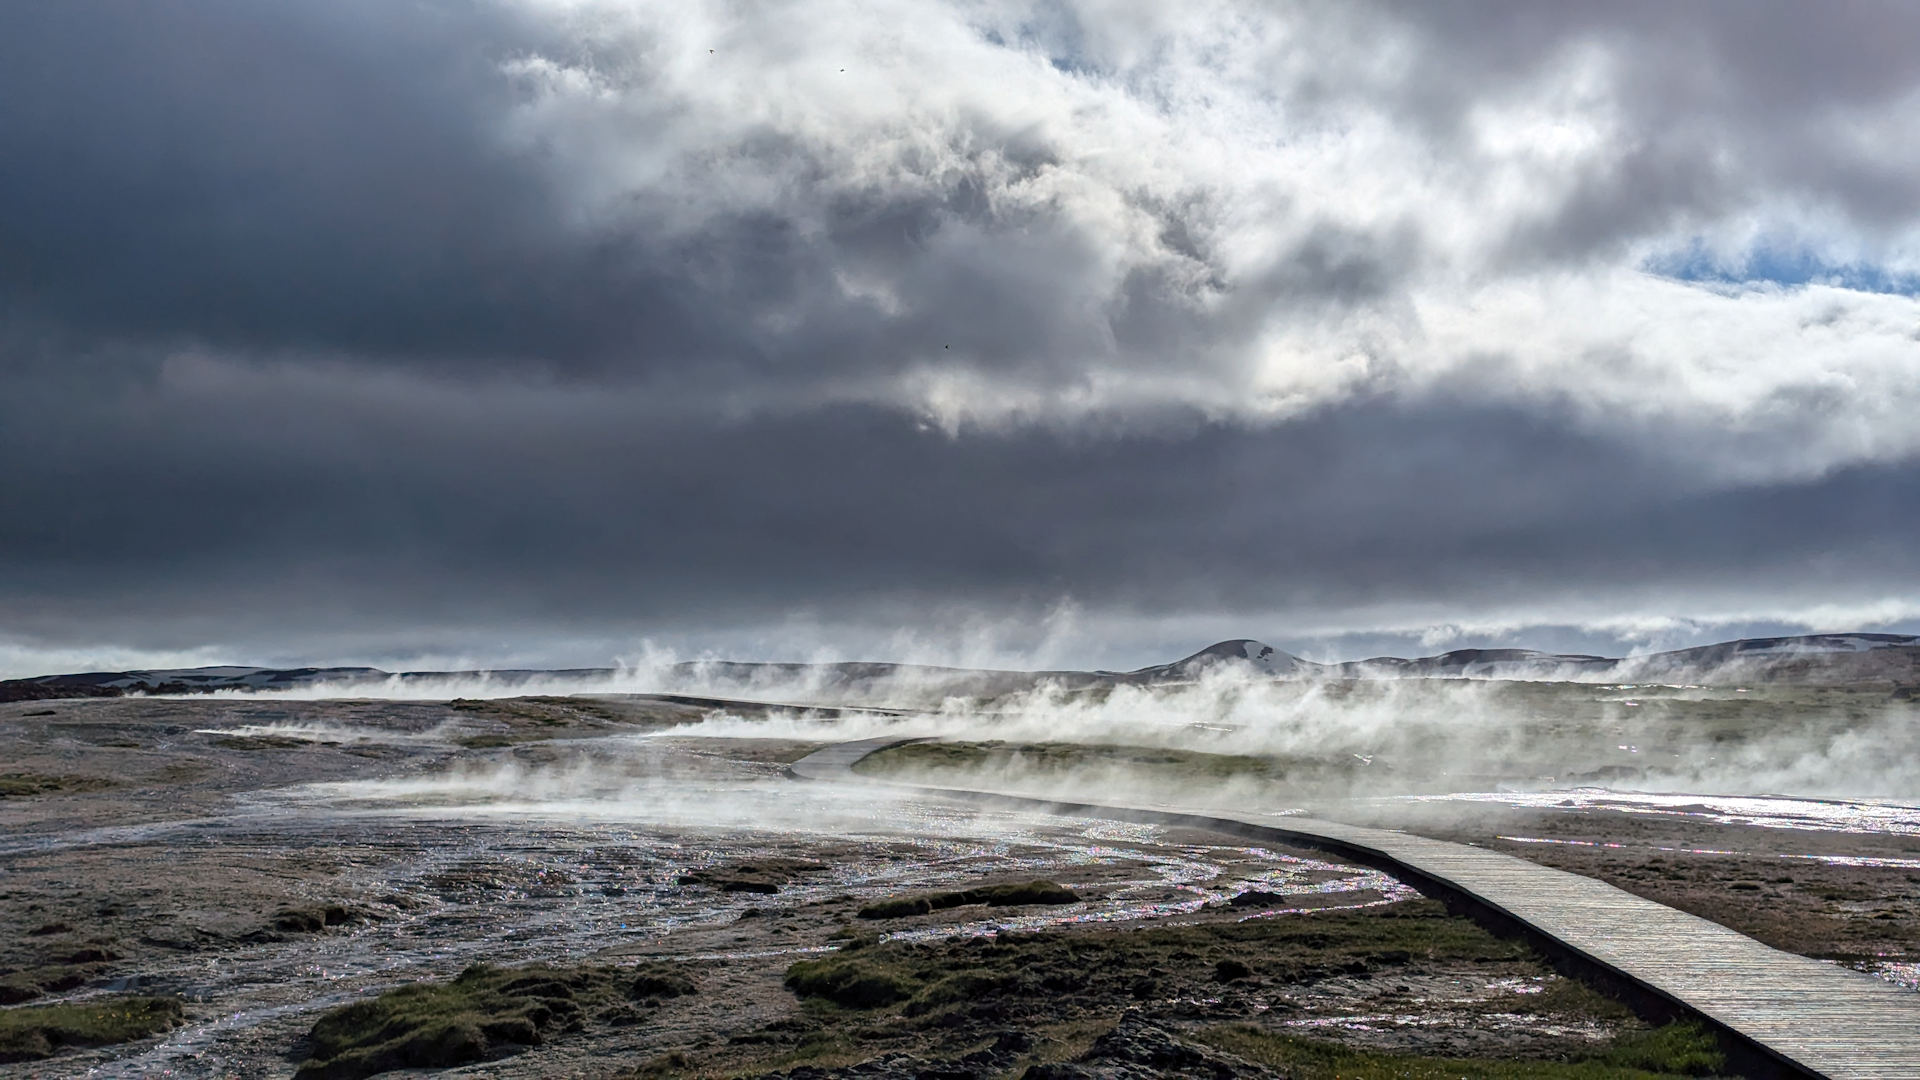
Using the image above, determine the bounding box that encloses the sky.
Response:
[4,1,1920,677]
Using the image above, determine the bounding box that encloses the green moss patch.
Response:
[46,945,117,965]
[447,697,625,728]
[293,961,695,1080]
[0,996,183,1062]
[856,880,1080,919]
[784,959,920,1008]
[209,734,311,750]
[857,739,1381,793]
[627,966,696,1001]
[456,734,519,749]
[1198,1021,1727,1079]
[790,899,1529,1013]
[0,772,112,798]
[675,858,826,895]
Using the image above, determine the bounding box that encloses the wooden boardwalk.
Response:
[791,737,1920,1079]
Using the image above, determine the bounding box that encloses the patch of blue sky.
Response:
[1646,239,1920,296]
[975,3,1102,79]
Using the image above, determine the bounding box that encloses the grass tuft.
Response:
[783,958,920,1008]
[294,961,694,1080]
[0,997,183,1062]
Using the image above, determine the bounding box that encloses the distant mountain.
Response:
[0,658,1108,704]
[1115,633,1918,684]
[1328,634,1919,683]
[1119,639,1315,681]
[1333,648,1614,679]
[4,633,1917,702]
[0,666,389,701]
[1606,633,1920,684]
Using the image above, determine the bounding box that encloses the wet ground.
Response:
[0,697,1690,1077]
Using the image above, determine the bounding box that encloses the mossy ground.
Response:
[856,879,1079,919]
[209,734,314,750]
[457,733,521,748]
[294,962,695,1080]
[443,696,656,748]
[0,996,183,1062]
[787,899,1532,1012]
[660,899,1732,1078]
[0,925,127,1005]
[1199,1021,1726,1079]
[859,740,1359,787]
[755,759,1751,1080]
[676,858,828,895]
[0,771,112,797]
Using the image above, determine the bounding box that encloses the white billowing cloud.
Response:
[486,0,1920,477]
[1415,273,1920,482]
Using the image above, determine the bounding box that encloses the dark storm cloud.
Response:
[0,2,1163,384]
[0,1,818,380]
[3,1,1913,390]
[5,347,1918,665]
[0,1,561,357]
[2,1,1918,670]
[0,0,1220,406]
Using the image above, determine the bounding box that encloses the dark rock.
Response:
[1019,1014,1275,1079]
[1213,959,1253,983]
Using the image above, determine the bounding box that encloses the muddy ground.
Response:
[0,695,1740,1077]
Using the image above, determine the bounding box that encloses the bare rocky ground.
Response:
[0,695,1731,1078]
